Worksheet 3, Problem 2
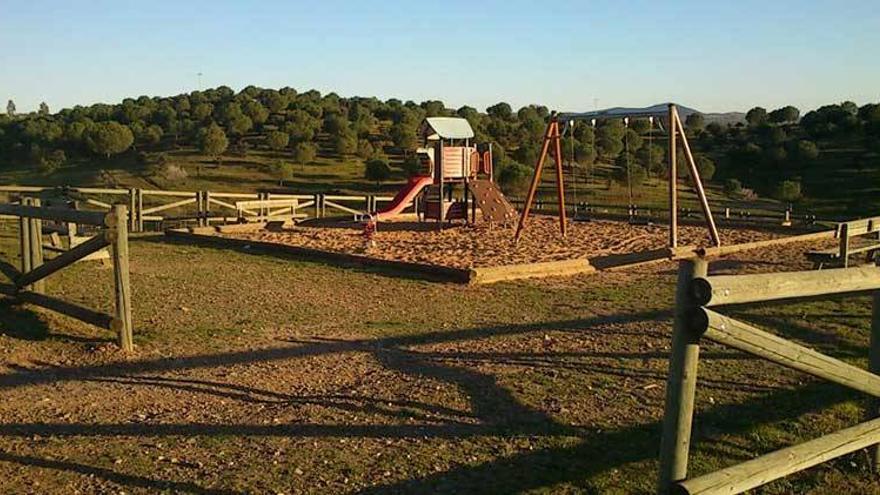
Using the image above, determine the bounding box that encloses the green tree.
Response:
[334,131,357,156]
[269,160,294,185]
[684,113,705,132]
[746,107,768,127]
[198,123,228,165]
[85,122,134,159]
[390,122,417,151]
[266,130,290,151]
[487,102,513,120]
[596,120,625,160]
[192,102,214,121]
[364,158,391,187]
[775,180,802,202]
[496,161,532,196]
[6,100,14,117]
[242,99,269,126]
[37,149,66,175]
[795,140,819,161]
[769,105,800,124]
[38,101,50,115]
[400,155,423,177]
[293,141,318,165]
[695,155,716,181]
[724,178,743,196]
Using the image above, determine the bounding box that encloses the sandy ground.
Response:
[220,217,790,269]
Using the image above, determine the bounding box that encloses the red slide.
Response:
[375,175,433,221]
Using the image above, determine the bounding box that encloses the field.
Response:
[1,218,879,494]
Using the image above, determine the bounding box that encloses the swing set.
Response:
[513,103,721,249]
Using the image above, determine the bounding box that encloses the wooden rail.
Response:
[658,259,880,494]
[0,200,133,351]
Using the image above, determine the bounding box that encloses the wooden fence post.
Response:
[313,193,321,219]
[19,198,32,290]
[29,198,45,294]
[871,288,880,471]
[128,188,137,231]
[108,204,133,352]
[840,223,851,268]
[658,257,708,493]
[136,188,144,232]
[203,191,211,226]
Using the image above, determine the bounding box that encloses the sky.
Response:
[1,0,879,115]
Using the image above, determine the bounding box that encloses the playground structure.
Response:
[659,257,880,494]
[0,198,133,351]
[374,117,517,228]
[514,103,721,249]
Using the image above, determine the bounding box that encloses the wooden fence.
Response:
[658,258,880,494]
[0,200,133,351]
[0,186,398,232]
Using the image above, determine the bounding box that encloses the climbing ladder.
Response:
[468,179,517,225]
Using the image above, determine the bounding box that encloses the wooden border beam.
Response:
[673,106,720,247]
[0,283,114,329]
[675,416,880,495]
[692,309,880,397]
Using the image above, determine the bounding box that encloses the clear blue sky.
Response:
[2,0,878,114]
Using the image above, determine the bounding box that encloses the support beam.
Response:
[551,120,567,237]
[692,265,880,307]
[15,233,110,288]
[109,204,133,352]
[658,258,708,493]
[673,107,720,247]
[675,416,880,495]
[18,201,32,291]
[515,116,557,243]
[693,309,880,397]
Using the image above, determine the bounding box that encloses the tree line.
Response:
[2,87,879,202]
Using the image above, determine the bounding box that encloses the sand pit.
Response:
[217,217,788,269]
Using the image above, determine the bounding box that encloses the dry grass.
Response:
[0,222,875,494]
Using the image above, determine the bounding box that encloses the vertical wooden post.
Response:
[314,193,321,219]
[551,120,567,237]
[840,223,850,268]
[109,204,133,352]
[438,141,445,229]
[668,104,678,249]
[203,191,211,226]
[136,188,144,232]
[29,198,45,294]
[658,257,708,493]
[871,289,880,471]
[128,188,137,231]
[19,198,32,291]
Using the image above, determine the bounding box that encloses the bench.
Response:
[806,217,880,269]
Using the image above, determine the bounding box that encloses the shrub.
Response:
[723,179,743,196]
[775,180,802,202]
[364,158,391,186]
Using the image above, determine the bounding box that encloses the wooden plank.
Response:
[28,198,45,294]
[694,264,880,307]
[696,229,835,258]
[694,309,880,397]
[0,204,107,225]
[322,200,363,216]
[0,186,50,193]
[71,187,129,195]
[109,205,133,352]
[469,258,594,284]
[141,197,196,215]
[140,189,197,197]
[0,259,19,281]
[658,258,708,494]
[0,283,114,329]
[15,233,110,288]
[83,198,113,210]
[676,416,880,495]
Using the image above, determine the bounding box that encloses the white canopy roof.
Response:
[421,117,475,140]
